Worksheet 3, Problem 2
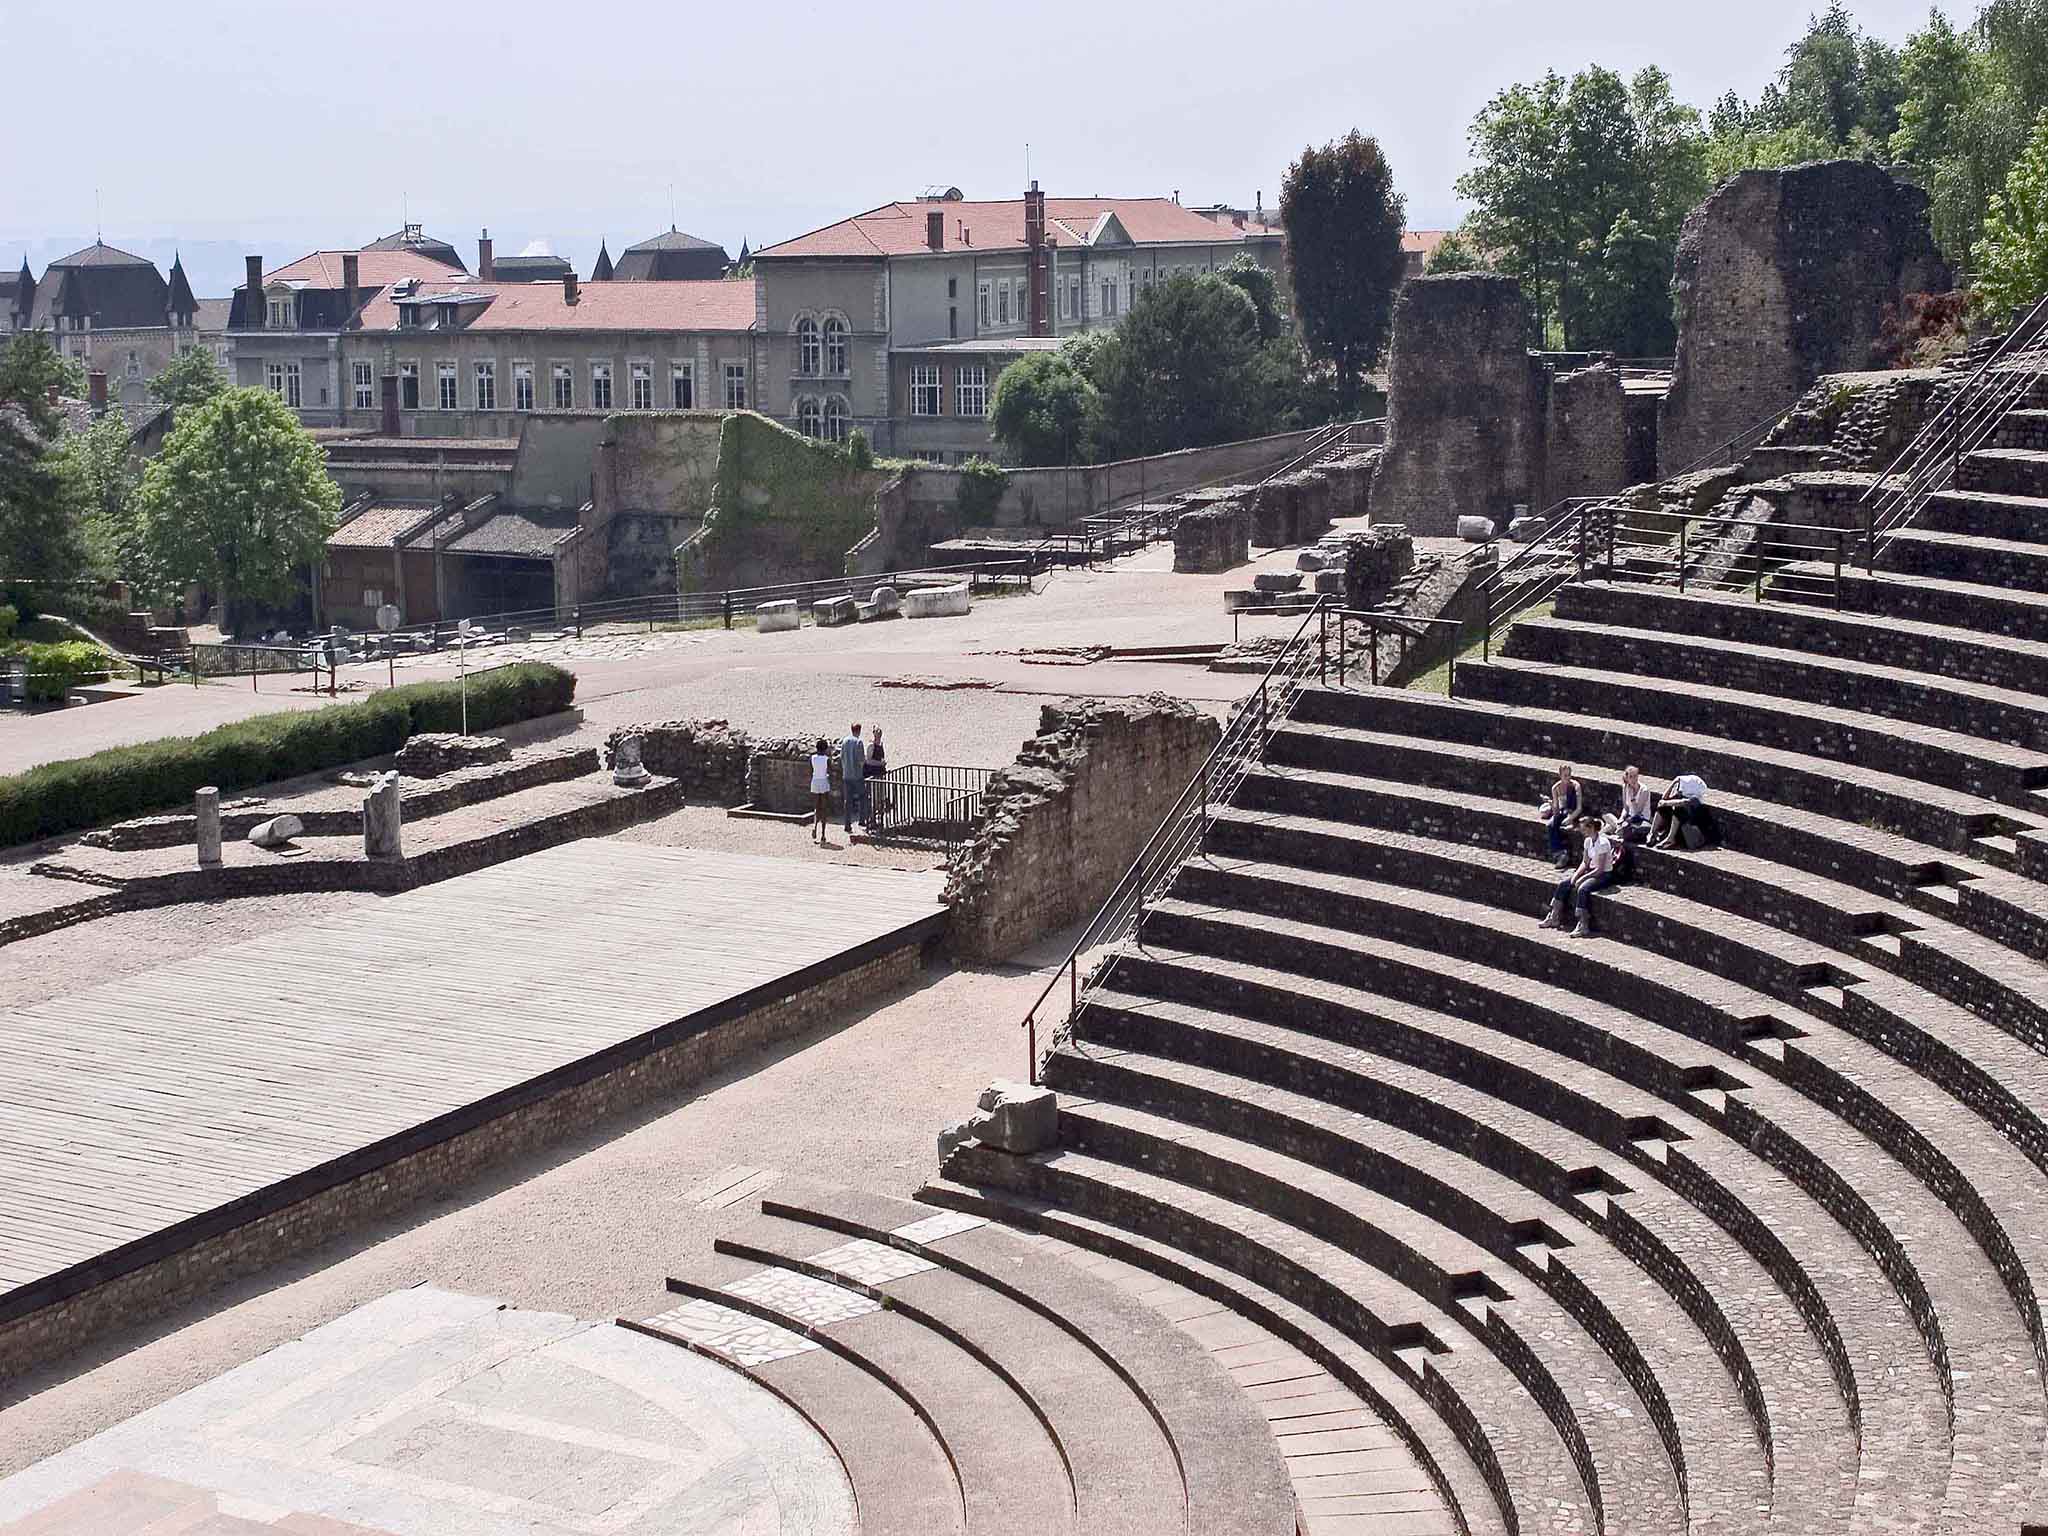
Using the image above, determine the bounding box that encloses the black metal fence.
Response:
[867,763,994,847]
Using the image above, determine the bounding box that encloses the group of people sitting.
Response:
[1536,764,1716,937]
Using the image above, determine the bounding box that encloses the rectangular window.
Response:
[400,361,420,410]
[723,361,747,409]
[671,360,694,408]
[1068,275,1081,321]
[910,363,942,416]
[1013,277,1028,323]
[267,298,292,328]
[352,360,374,410]
[976,280,991,329]
[513,362,534,411]
[1101,279,1119,318]
[630,361,653,410]
[956,362,987,419]
[474,360,496,412]
[552,363,573,409]
[264,361,303,407]
[996,280,1011,327]
[437,361,458,410]
[265,361,283,397]
[590,362,613,410]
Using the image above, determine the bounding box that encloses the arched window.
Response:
[823,395,850,444]
[822,316,847,376]
[795,317,819,376]
[796,396,822,438]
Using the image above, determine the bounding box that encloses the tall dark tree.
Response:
[1280,132,1407,413]
[0,335,91,599]
[1217,252,1286,341]
[1091,274,1264,457]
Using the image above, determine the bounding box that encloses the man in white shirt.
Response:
[1540,813,1619,937]
[1651,773,1710,850]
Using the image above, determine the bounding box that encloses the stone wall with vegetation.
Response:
[945,695,1220,960]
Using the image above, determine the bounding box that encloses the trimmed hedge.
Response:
[12,641,113,704]
[0,661,575,848]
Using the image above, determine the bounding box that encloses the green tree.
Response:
[1977,109,2048,320]
[1217,252,1286,341]
[989,347,1101,466]
[1771,3,1906,148]
[1280,130,1408,414]
[59,410,155,594]
[1577,211,1680,354]
[1423,230,1486,273]
[1092,274,1265,457]
[1457,72,1569,338]
[0,334,91,597]
[147,345,226,413]
[134,387,339,632]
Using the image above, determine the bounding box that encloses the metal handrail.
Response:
[1020,595,1333,1082]
[1856,292,2048,572]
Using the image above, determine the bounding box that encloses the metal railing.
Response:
[1597,506,1854,608]
[867,763,994,847]
[1479,396,1801,658]
[1855,291,2048,572]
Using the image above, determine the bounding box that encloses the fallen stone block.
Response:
[855,599,880,621]
[1506,515,1544,542]
[937,1080,1060,1160]
[1313,570,1348,594]
[756,599,801,633]
[394,732,511,779]
[1296,549,1328,572]
[869,585,902,618]
[1457,515,1497,542]
[813,594,860,627]
[1222,589,1260,613]
[247,814,303,848]
[905,582,971,619]
[1252,571,1304,592]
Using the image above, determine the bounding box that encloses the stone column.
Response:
[612,733,651,786]
[195,786,222,868]
[364,772,403,861]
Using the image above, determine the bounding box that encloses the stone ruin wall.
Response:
[1169,449,1380,573]
[1658,160,1949,477]
[945,696,1221,960]
[1544,364,1632,504]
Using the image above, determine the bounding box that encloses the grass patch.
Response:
[1405,598,1555,696]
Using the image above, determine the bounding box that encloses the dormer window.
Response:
[267,296,296,328]
[398,304,420,329]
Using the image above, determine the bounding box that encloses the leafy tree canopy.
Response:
[1092,274,1265,459]
[1423,230,1487,274]
[148,346,227,413]
[0,334,92,594]
[989,348,1101,466]
[134,387,340,633]
[1281,131,1408,413]
[1218,253,1286,341]
[1976,107,2048,319]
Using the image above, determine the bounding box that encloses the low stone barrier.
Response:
[757,600,801,632]
[905,582,971,618]
[395,732,512,778]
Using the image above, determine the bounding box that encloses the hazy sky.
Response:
[6,0,1940,296]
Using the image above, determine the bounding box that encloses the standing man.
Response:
[840,721,868,835]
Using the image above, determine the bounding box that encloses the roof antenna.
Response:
[94,187,102,245]
[669,182,677,232]
[1025,142,1031,185]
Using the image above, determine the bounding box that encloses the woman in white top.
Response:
[1541,813,1619,937]
[1617,766,1655,843]
[809,738,832,845]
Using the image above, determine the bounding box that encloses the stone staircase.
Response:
[921,390,2048,1532]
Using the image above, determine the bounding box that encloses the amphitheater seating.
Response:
[927,414,2048,1534]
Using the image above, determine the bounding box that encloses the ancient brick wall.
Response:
[945,696,1220,960]
[1172,505,1248,573]
[1372,274,1548,535]
[1544,364,1630,504]
[1659,161,1949,476]
[0,942,921,1381]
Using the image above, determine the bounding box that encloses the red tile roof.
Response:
[353,277,759,334]
[758,197,1286,260]
[1402,230,1450,259]
[267,250,469,287]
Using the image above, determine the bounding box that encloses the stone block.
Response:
[195,786,221,868]
[1252,571,1304,592]
[1507,515,1545,541]
[1296,549,1328,572]
[905,582,971,619]
[1222,589,1260,613]
[813,595,859,627]
[1313,570,1348,595]
[938,1080,1059,1159]
[247,814,303,848]
[869,585,902,617]
[1457,515,1497,542]
[756,600,801,633]
[395,732,512,779]
[1172,505,1248,573]
[363,774,402,861]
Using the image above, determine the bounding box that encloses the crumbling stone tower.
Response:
[1658,159,1948,476]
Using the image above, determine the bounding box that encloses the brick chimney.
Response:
[245,254,265,328]
[88,370,108,413]
[563,270,580,306]
[926,209,944,251]
[380,372,400,436]
[478,228,494,281]
[1024,180,1048,336]
[341,251,360,328]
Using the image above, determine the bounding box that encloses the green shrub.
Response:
[0,605,15,642]
[18,642,112,704]
[846,429,874,470]
[0,661,574,847]
[956,456,1007,523]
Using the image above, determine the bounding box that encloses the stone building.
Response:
[751,183,1286,462]
[609,228,731,282]
[1658,159,1948,475]
[5,242,215,406]
[338,270,762,439]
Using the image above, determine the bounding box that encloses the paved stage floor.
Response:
[0,1286,855,1535]
[0,845,948,1321]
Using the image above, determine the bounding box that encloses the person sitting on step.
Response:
[1538,764,1584,867]
[1617,765,1656,844]
[1650,772,1714,850]
[1541,813,1618,937]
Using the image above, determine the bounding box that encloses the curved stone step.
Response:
[1880,526,2048,593]
[945,1139,1598,1534]
[1815,564,2048,641]
[1069,984,1860,1531]
[1453,654,2048,810]
[741,1180,1297,1536]
[631,1303,966,1536]
[1549,581,2048,696]
[916,1176,1508,1536]
[1505,614,2048,752]
[1921,481,2048,536]
[1053,1040,1773,1532]
[1138,882,2048,1529]
[655,1258,1071,1536]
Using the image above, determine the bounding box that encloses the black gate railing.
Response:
[868,763,994,847]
